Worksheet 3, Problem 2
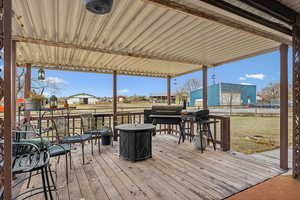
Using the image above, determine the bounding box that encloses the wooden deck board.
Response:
[18,135,284,200]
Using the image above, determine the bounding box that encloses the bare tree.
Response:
[15,68,64,98]
[16,68,25,98]
[177,78,202,94]
[32,78,64,97]
[258,83,280,103]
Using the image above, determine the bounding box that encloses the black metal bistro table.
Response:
[115,124,155,162]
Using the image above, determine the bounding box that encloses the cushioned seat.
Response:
[61,134,92,144]
[49,144,71,157]
[20,137,50,149]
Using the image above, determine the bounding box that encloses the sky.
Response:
[0,48,293,97]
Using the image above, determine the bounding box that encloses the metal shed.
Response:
[67,93,99,105]
[190,83,256,107]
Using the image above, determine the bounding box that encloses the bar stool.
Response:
[197,119,217,153]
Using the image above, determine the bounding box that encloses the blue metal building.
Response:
[189,83,256,107]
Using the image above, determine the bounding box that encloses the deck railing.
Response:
[0,111,230,194]
[27,111,230,151]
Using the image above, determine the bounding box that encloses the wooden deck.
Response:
[18,135,284,200]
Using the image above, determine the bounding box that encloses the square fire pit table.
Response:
[115,124,155,162]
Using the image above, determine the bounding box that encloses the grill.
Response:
[144,105,183,124]
[145,105,185,143]
[181,109,209,121]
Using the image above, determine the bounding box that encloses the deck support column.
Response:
[167,76,171,105]
[293,22,300,179]
[202,66,208,109]
[280,44,289,170]
[3,0,13,199]
[24,64,31,121]
[11,40,16,129]
[113,71,118,141]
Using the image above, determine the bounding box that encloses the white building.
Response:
[67,93,98,105]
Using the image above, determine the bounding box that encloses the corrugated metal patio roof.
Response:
[11,0,294,77]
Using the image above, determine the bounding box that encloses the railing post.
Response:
[221,117,230,151]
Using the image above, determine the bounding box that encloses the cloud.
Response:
[43,77,67,84]
[239,77,246,80]
[245,73,265,80]
[118,89,129,94]
[240,82,255,85]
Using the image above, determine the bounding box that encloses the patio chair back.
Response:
[52,117,68,141]
[81,114,95,133]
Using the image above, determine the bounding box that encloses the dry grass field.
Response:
[230,116,293,154]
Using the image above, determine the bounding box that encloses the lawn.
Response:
[230,116,293,154]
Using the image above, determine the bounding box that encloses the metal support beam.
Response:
[18,62,172,78]
[239,0,298,25]
[24,64,31,121]
[202,66,208,109]
[15,37,202,66]
[167,76,171,105]
[280,43,289,170]
[3,0,13,199]
[113,71,118,141]
[199,0,292,36]
[292,22,300,179]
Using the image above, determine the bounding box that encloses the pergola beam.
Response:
[199,0,292,36]
[17,62,173,78]
[15,37,203,66]
[239,0,298,25]
[144,0,291,45]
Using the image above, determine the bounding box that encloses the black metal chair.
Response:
[17,122,71,184]
[80,114,113,155]
[52,117,92,165]
[0,139,55,200]
[197,111,217,153]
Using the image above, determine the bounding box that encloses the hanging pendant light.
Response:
[84,0,113,15]
[38,68,45,81]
